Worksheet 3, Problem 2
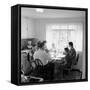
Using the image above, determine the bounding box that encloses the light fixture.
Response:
[36,8,44,13]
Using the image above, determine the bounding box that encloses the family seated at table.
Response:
[32,41,76,66]
[21,40,76,81]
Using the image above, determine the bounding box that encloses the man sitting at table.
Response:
[68,42,76,65]
[33,41,54,80]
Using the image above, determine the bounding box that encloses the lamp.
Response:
[36,8,44,13]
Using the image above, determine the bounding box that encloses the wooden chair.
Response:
[21,56,44,83]
[29,59,44,82]
[70,53,82,79]
[63,53,82,79]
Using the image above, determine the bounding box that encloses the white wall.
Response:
[21,17,36,39]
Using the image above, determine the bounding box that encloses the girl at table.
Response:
[64,47,72,68]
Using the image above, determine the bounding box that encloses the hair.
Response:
[64,47,69,53]
[69,42,73,47]
[42,40,46,45]
[37,41,44,49]
[43,40,46,43]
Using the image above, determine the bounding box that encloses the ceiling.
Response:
[21,7,85,19]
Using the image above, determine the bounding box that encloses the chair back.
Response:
[30,59,43,70]
[74,53,79,65]
[35,59,43,67]
[21,52,33,75]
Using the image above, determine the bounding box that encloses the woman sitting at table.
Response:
[33,41,54,80]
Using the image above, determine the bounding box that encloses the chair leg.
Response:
[63,69,70,79]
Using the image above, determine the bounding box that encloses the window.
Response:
[46,23,83,52]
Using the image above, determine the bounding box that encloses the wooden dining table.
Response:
[51,54,66,80]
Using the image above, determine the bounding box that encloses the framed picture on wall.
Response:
[11,4,88,85]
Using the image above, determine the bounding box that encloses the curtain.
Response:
[46,23,83,52]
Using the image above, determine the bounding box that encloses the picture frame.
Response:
[11,4,88,85]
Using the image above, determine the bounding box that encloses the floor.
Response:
[54,69,82,81]
[21,68,82,83]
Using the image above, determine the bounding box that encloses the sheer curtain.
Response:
[46,23,83,52]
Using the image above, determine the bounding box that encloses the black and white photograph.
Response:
[0,0,90,89]
[20,5,87,84]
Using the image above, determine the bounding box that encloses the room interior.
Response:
[21,7,86,82]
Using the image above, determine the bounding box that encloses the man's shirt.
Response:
[69,48,76,59]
